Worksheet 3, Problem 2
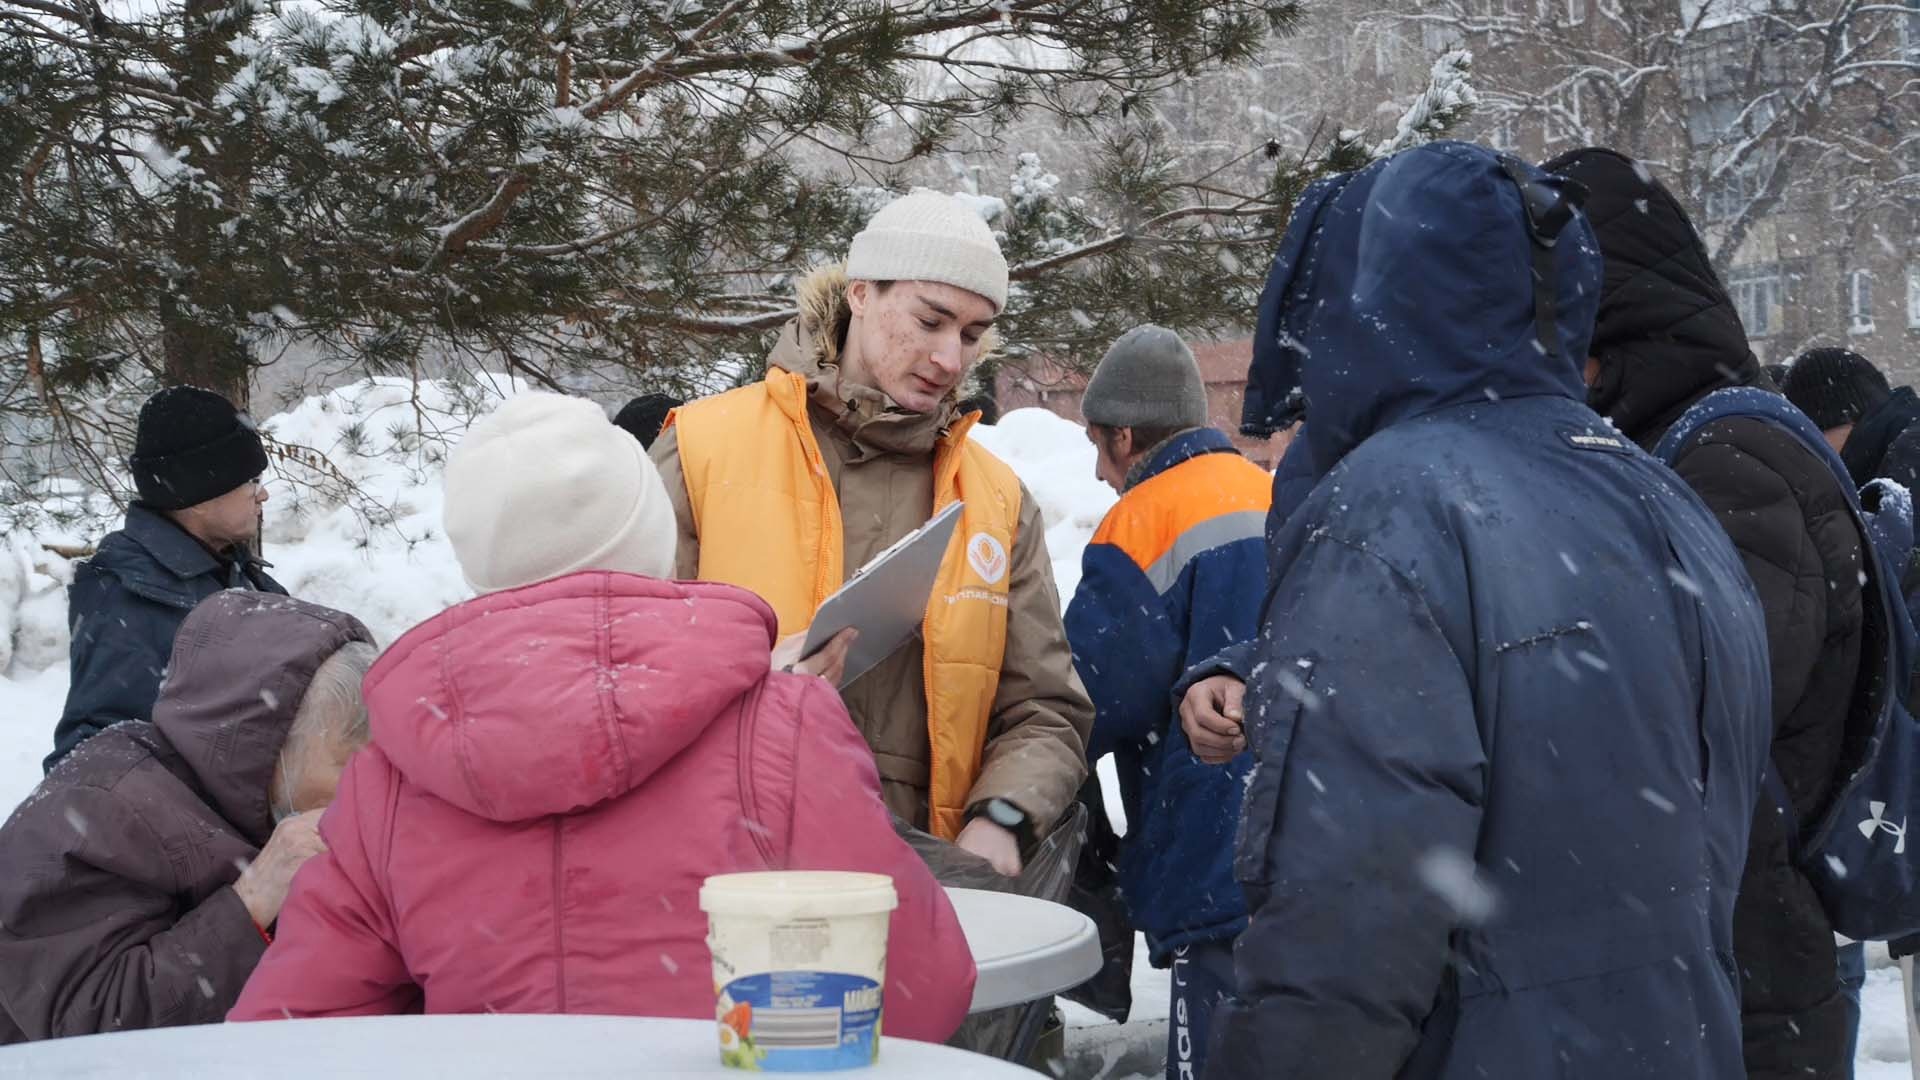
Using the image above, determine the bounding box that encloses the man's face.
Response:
[1087,425,1133,494]
[177,478,268,550]
[1826,423,1854,455]
[843,280,996,414]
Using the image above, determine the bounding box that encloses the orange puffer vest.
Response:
[669,370,1021,839]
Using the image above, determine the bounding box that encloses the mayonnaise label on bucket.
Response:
[702,871,899,1073]
[717,971,882,1071]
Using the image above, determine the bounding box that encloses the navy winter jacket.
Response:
[1065,428,1271,962]
[1209,142,1773,1079]
[47,505,285,772]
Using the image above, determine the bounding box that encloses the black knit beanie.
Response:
[612,393,682,450]
[1781,348,1891,431]
[130,386,269,510]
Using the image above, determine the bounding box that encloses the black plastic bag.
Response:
[893,805,1089,1068]
[1060,775,1134,1024]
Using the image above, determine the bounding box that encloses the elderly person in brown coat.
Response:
[0,591,374,1042]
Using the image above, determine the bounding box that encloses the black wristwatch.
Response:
[968,797,1034,851]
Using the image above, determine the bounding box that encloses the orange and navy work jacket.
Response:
[666,370,1023,842]
[1063,427,1272,959]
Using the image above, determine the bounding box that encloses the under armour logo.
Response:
[1858,801,1908,854]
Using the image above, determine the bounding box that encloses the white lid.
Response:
[700,872,898,918]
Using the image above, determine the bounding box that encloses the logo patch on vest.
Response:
[1561,429,1630,454]
[967,533,1009,585]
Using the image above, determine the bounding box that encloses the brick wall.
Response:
[994,338,1280,467]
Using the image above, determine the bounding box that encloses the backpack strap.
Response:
[1497,154,1587,363]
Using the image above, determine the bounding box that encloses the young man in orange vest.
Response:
[651,191,1094,875]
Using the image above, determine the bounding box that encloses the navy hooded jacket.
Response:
[1065,427,1271,962]
[1209,142,1773,1079]
[48,505,285,772]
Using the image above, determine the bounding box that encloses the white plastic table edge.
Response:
[0,1014,1035,1078]
[947,888,1103,1012]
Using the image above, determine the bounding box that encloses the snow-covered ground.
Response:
[0,376,1912,1076]
[1861,953,1915,1080]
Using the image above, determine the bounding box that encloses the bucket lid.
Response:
[700,872,899,918]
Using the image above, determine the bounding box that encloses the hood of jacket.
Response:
[1250,141,1603,476]
[766,264,1000,459]
[152,590,373,845]
[1844,385,1920,485]
[1543,147,1762,445]
[363,572,779,822]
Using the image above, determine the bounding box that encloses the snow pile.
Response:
[0,374,529,816]
[255,374,529,648]
[0,482,118,677]
[0,481,123,811]
[971,408,1116,604]
[0,383,1115,821]
[0,666,69,817]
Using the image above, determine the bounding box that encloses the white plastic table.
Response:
[947,887,1102,1012]
[0,1014,1035,1078]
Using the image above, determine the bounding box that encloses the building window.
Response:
[1492,113,1518,150]
[1729,265,1784,338]
[1908,264,1920,329]
[1567,0,1589,24]
[1850,269,1875,336]
[1373,25,1397,77]
[1544,85,1582,144]
[1704,157,1764,222]
[1905,0,1920,63]
[1423,21,1465,53]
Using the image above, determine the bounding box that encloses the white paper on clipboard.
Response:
[800,501,964,688]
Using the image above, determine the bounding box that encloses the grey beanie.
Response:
[1080,325,1209,430]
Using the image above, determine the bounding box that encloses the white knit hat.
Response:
[845,190,1010,312]
[443,392,678,594]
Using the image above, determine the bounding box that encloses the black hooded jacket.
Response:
[1549,147,1867,1080]
[1844,385,1920,493]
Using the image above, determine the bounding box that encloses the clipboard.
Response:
[800,501,964,688]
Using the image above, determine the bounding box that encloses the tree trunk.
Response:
[154,0,255,411]
[157,289,252,408]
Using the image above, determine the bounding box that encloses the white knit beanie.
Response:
[443,392,678,594]
[845,190,1010,312]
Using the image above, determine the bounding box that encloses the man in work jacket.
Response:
[651,190,1094,875]
[1064,326,1272,1080]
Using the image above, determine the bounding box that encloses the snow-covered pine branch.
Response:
[1373,49,1478,158]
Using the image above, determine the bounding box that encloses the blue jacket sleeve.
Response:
[49,572,178,770]
[1065,542,1186,763]
[1207,532,1485,1079]
[1173,639,1259,702]
[1882,424,1920,497]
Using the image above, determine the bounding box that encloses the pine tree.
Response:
[0,0,1471,467]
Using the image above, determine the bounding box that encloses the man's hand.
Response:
[233,810,327,929]
[773,628,859,685]
[956,817,1023,876]
[1181,674,1247,765]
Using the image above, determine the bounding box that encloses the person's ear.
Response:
[846,279,871,317]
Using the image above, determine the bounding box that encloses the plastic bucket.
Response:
[700,871,898,1072]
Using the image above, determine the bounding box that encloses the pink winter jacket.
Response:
[230,573,975,1039]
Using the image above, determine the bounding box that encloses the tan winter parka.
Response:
[650,267,1093,835]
